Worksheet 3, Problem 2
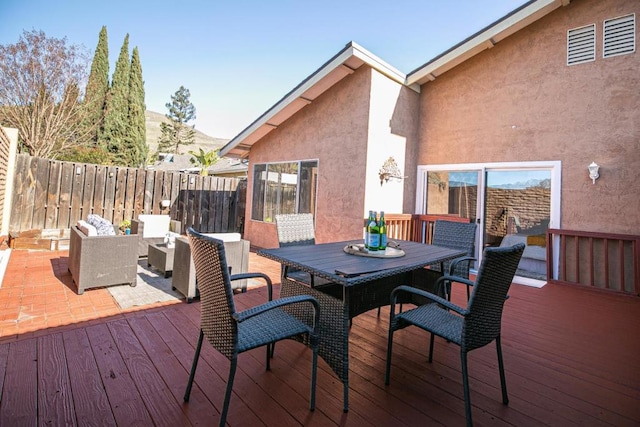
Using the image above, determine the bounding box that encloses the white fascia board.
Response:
[407,0,565,86]
[220,43,359,157]
[220,42,412,158]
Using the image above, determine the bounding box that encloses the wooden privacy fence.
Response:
[9,154,245,234]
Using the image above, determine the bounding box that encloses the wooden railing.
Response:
[369,214,471,243]
[547,229,640,296]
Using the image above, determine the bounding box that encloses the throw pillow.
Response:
[87,214,116,236]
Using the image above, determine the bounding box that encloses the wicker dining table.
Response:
[258,239,466,412]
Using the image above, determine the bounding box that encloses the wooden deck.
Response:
[0,273,638,426]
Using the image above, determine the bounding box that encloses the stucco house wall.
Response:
[417,0,640,235]
[246,66,373,248]
[363,71,419,216]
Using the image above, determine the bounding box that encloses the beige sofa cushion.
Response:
[76,220,98,236]
[137,214,171,238]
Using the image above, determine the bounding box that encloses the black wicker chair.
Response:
[417,220,478,301]
[385,243,525,427]
[183,228,320,426]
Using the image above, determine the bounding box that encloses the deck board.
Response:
[0,282,638,426]
[86,323,155,425]
[37,333,75,425]
[1,339,38,425]
[63,328,117,426]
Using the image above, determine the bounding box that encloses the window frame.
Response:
[251,159,319,223]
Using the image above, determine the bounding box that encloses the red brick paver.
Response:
[0,248,281,342]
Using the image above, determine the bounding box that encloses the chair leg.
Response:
[310,344,318,411]
[184,330,204,402]
[496,335,509,405]
[266,344,271,370]
[460,350,473,427]
[428,333,435,363]
[220,358,238,427]
[384,327,395,384]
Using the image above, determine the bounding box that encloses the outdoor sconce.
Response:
[160,199,171,208]
[378,156,404,186]
[588,162,600,184]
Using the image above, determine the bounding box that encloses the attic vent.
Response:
[567,24,596,65]
[603,14,635,58]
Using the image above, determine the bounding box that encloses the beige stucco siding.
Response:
[417,0,640,234]
[245,66,373,248]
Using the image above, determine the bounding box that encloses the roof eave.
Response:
[406,0,570,86]
[220,41,413,159]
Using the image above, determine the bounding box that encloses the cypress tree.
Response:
[83,26,109,145]
[101,33,130,163]
[126,46,147,167]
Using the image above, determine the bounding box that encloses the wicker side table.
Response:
[148,243,175,278]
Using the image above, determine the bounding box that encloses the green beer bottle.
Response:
[378,211,387,250]
[368,211,379,251]
[365,210,374,249]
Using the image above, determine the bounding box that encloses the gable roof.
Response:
[407,0,569,85]
[220,0,570,159]
[220,42,413,159]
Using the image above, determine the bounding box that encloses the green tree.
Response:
[101,34,130,162]
[158,86,196,154]
[0,30,93,158]
[124,46,147,167]
[188,148,219,176]
[83,26,109,145]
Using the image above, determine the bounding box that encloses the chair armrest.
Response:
[230,272,273,299]
[234,295,320,329]
[436,274,474,288]
[448,256,476,276]
[391,285,467,315]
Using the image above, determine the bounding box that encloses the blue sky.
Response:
[1,0,527,139]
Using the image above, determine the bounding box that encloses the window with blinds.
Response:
[567,24,596,65]
[603,14,635,58]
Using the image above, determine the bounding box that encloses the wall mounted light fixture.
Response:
[588,162,600,184]
[378,156,404,185]
[160,199,171,208]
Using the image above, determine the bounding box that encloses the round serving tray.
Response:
[343,243,405,258]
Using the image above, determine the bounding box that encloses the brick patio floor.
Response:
[0,248,281,342]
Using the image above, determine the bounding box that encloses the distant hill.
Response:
[145,110,229,154]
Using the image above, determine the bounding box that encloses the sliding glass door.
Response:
[417,161,561,283]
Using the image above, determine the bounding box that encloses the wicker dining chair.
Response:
[418,220,478,301]
[183,228,320,426]
[275,213,332,287]
[385,243,525,427]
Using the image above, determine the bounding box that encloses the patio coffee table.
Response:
[148,243,175,278]
[258,239,465,411]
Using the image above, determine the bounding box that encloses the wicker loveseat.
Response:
[68,226,139,294]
